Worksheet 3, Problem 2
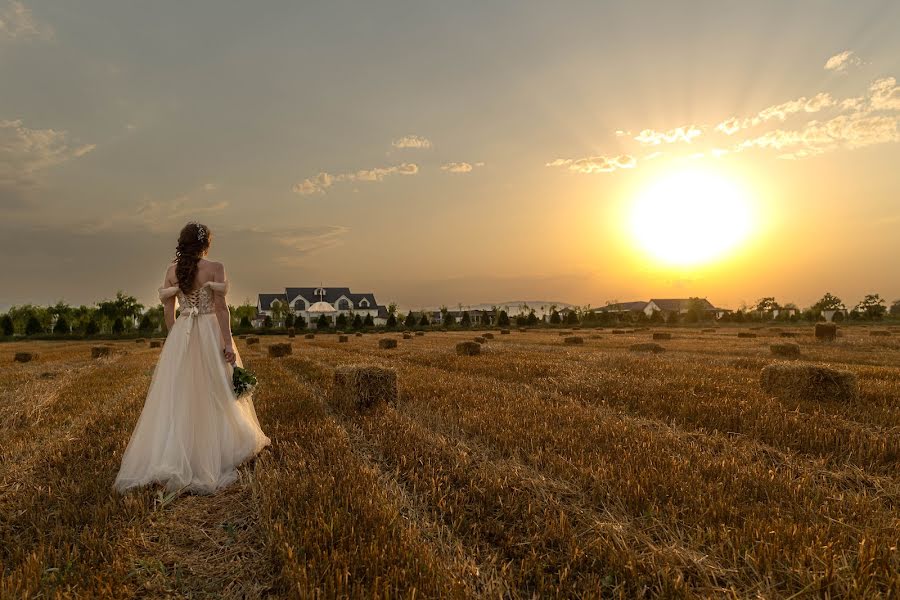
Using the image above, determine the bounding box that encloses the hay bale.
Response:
[815,323,837,342]
[14,352,35,363]
[770,342,801,358]
[564,336,584,345]
[268,343,292,358]
[150,340,163,348]
[629,343,665,353]
[355,332,363,337]
[379,338,398,349]
[518,328,527,333]
[288,328,296,338]
[238,334,247,340]
[474,336,487,344]
[402,333,413,340]
[652,332,672,340]
[304,333,315,340]
[134,338,146,344]
[701,328,717,333]
[415,331,425,337]
[737,332,757,339]
[483,333,495,340]
[246,337,260,346]
[612,329,626,334]
[339,335,349,343]
[500,329,510,335]
[870,330,891,337]
[332,365,398,412]
[456,341,481,356]
[589,334,602,339]
[780,331,798,338]
[91,346,112,359]
[760,364,856,402]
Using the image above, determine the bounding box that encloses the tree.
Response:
[112,317,125,335]
[526,310,539,326]
[460,311,471,327]
[404,312,416,328]
[336,313,348,329]
[85,319,100,336]
[239,316,252,329]
[498,310,510,327]
[25,316,43,336]
[565,311,578,325]
[352,314,364,329]
[419,312,430,327]
[264,315,273,328]
[316,314,329,330]
[855,294,887,319]
[139,314,154,332]
[444,312,456,326]
[363,314,374,327]
[549,309,561,325]
[685,298,709,323]
[891,300,900,317]
[386,313,397,328]
[812,293,845,312]
[755,297,780,313]
[53,317,69,335]
[284,313,295,328]
[294,315,307,329]
[1,315,13,336]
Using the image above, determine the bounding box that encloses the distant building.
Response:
[598,298,729,319]
[255,286,386,328]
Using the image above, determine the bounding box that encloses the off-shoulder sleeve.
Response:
[205,280,229,295]
[158,285,180,301]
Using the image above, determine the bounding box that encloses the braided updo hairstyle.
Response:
[174,222,212,294]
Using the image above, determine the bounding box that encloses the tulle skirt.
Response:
[114,313,270,494]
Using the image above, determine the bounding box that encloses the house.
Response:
[256,286,385,328]
[601,301,649,315]
[645,298,729,319]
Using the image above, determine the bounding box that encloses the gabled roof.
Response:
[376,306,389,319]
[348,292,378,307]
[258,293,287,310]
[286,287,353,305]
[602,301,648,312]
[649,298,716,311]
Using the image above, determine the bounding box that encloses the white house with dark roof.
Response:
[256,286,387,327]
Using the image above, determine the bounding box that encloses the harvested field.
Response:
[1,326,899,598]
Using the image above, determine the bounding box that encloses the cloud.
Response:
[824,50,862,73]
[441,161,484,173]
[868,77,900,112]
[715,92,836,135]
[546,154,637,174]
[293,163,418,195]
[0,1,52,41]
[80,192,230,234]
[0,119,95,203]
[391,135,432,149]
[634,126,702,145]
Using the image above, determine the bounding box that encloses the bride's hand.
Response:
[223,346,236,365]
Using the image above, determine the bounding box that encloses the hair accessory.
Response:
[188,221,207,243]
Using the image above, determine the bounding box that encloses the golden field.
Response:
[1,326,899,599]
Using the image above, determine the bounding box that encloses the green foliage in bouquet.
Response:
[232,366,258,399]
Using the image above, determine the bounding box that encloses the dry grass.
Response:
[1,326,899,598]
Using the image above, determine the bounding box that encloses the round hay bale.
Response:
[91,346,112,359]
[482,333,495,340]
[652,332,672,341]
[379,338,398,349]
[474,336,487,344]
[456,341,481,356]
[339,335,349,343]
[815,323,837,342]
[779,331,798,338]
[402,333,413,340]
[415,331,425,337]
[760,363,856,402]
[268,343,292,358]
[500,329,510,335]
[629,343,665,353]
[246,337,260,346]
[134,338,146,344]
[870,330,891,337]
[332,365,398,412]
[304,333,315,340]
[564,336,584,345]
[14,352,35,363]
[737,332,757,339]
[150,340,163,348]
[770,342,801,358]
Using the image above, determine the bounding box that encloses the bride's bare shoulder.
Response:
[200,258,226,278]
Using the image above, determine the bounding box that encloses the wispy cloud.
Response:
[546,154,636,174]
[824,50,862,73]
[715,92,835,135]
[0,1,52,41]
[634,126,702,145]
[293,163,418,195]
[81,185,229,234]
[868,77,900,111]
[441,161,484,173]
[0,119,94,194]
[391,134,432,149]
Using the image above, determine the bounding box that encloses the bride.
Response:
[115,222,270,494]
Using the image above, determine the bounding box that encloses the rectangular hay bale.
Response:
[332,365,398,412]
[760,363,856,402]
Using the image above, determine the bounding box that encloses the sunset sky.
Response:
[2,1,899,312]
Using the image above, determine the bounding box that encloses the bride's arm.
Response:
[212,263,235,362]
[162,267,177,331]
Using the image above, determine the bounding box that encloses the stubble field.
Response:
[1,326,899,599]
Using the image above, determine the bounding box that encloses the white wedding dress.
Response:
[114,281,270,494]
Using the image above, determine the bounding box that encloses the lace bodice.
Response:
[159,281,229,316]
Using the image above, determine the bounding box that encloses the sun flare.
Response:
[629,169,755,267]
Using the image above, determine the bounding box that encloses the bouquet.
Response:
[232,366,258,399]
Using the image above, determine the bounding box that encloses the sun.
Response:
[628,168,755,267]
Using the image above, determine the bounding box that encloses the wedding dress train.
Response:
[114,281,270,494]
